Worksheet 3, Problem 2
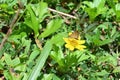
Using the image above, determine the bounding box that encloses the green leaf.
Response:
[42,74,53,80]
[111,26,116,37]
[96,53,117,66]
[64,51,89,68]
[93,0,103,7]
[14,64,26,72]
[4,53,12,66]
[106,0,116,11]
[27,48,40,65]
[50,47,64,67]
[38,2,48,22]
[115,3,120,10]
[98,39,112,46]
[52,74,61,80]
[41,73,60,80]
[4,70,12,80]
[50,32,67,46]
[40,19,63,38]
[96,55,109,65]
[85,8,97,21]
[25,4,39,37]
[8,32,31,54]
[78,75,86,80]
[113,66,120,73]
[28,40,52,80]
[96,70,109,76]
[11,58,20,67]
[78,53,90,62]
[0,60,4,69]
[115,3,120,21]
[83,0,106,21]
[87,51,96,61]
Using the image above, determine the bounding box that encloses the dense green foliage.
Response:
[0,0,120,80]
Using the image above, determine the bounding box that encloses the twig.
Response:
[48,8,77,19]
[0,7,20,50]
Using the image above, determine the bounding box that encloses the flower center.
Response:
[69,39,78,46]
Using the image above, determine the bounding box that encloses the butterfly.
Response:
[69,30,79,39]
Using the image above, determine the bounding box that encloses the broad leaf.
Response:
[25,5,39,37]
[40,19,63,38]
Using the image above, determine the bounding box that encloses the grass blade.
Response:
[28,40,52,80]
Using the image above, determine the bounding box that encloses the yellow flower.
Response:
[63,37,86,51]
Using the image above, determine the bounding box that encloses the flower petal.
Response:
[63,36,86,51]
[76,45,86,50]
[65,44,74,51]
[63,38,70,43]
[77,40,85,44]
